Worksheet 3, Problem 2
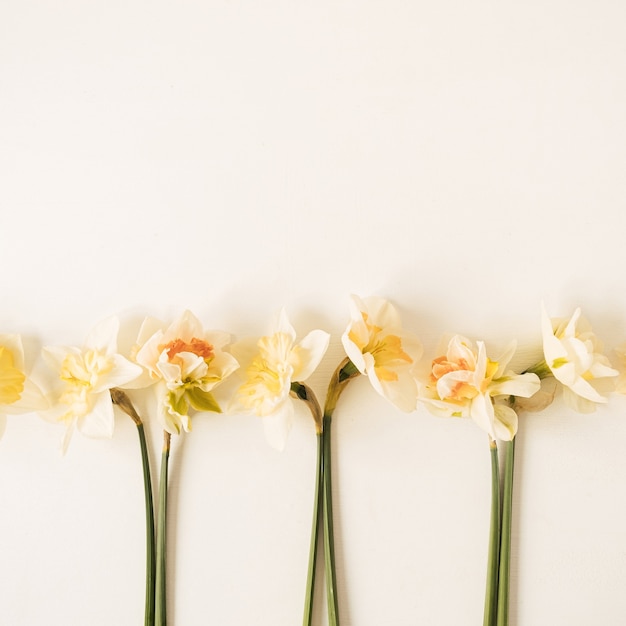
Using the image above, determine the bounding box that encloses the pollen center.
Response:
[162,338,214,361]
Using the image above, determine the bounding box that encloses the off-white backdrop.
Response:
[2,1,626,624]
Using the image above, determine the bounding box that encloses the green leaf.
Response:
[186,387,222,413]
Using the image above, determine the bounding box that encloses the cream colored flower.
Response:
[231,309,329,450]
[614,343,626,395]
[420,335,540,440]
[0,334,47,439]
[541,305,618,412]
[134,310,239,435]
[341,295,422,411]
[42,318,143,452]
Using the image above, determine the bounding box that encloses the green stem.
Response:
[155,431,171,626]
[137,423,156,626]
[317,358,359,626]
[322,414,340,626]
[497,438,515,626]
[109,389,156,626]
[483,438,501,626]
[302,432,324,626]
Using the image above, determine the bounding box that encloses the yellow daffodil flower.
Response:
[341,295,422,411]
[134,310,239,435]
[420,335,540,440]
[42,317,143,452]
[541,305,618,412]
[0,333,47,439]
[231,309,329,450]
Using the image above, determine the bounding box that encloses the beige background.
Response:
[1,1,626,624]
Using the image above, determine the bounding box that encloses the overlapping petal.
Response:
[419,335,540,440]
[134,310,239,435]
[40,317,142,452]
[341,295,422,412]
[542,305,618,412]
[231,309,329,450]
[0,334,49,438]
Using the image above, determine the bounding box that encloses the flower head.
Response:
[42,317,143,452]
[541,305,618,412]
[231,309,329,450]
[0,334,47,439]
[134,310,239,435]
[419,335,540,440]
[341,295,422,411]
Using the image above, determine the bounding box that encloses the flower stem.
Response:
[322,413,340,626]
[110,389,155,626]
[319,358,359,626]
[497,438,515,626]
[302,431,324,626]
[137,423,156,626]
[155,431,171,626]
[483,438,501,626]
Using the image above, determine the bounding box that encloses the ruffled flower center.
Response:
[0,346,25,405]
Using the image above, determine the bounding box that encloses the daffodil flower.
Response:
[231,309,329,450]
[41,317,143,453]
[0,333,47,439]
[420,335,540,440]
[540,305,618,413]
[134,310,239,435]
[341,295,422,411]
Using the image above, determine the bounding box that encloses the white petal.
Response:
[446,336,477,368]
[205,351,240,387]
[565,376,607,404]
[341,328,367,374]
[419,396,469,418]
[135,331,166,376]
[85,317,120,354]
[488,372,541,399]
[436,369,475,399]
[347,294,367,323]
[362,296,401,328]
[42,345,79,371]
[562,386,599,413]
[541,305,569,370]
[0,414,6,439]
[229,338,261,373]
[136,316,166,347]
[291,330,330,381]
[167,310,204,342]
[563,307,582,339]
[158,391,183,435]
[364,353,384,394]
[493,404,518,441]
[92,355,143,393]
[203,330,231,350]
[493,342,517,378]
[378,369,418,412]
[3,379,49,413]
[78,392,115,439]
[262,400,294,451]
[588,359,619,379]
[274,308,297,341]
[469,393,496,440]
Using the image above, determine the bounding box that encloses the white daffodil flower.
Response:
[341,295,422,412]
[420,335,540,440]
[0,334,47,439]
[541,305,618,412]
[134,310,239,435]
[231,309,329,450]
[42,317,143,453]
